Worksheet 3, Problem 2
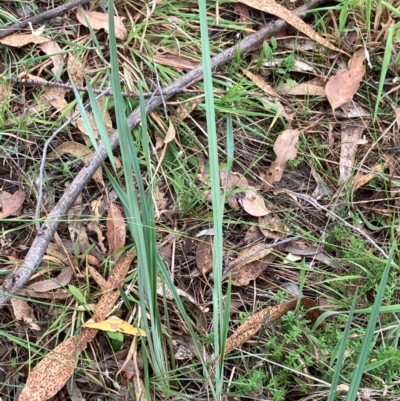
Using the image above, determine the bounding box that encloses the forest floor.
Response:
[1,0,400,400]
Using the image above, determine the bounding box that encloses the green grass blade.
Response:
[198,0,227,397]
[107,0,166,382]
[84,79,117,172]
[328,288,358,401]
[345,242,396,400]
[374,25,395,120]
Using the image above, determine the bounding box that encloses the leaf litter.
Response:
[2,0,399,399]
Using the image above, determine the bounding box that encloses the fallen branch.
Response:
[0,0,329,307]
[0,0,90,39]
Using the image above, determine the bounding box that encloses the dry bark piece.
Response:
[225,297,321,355]
[265,129,300,184]
[338,125,365,184]
[325,49,366,111]
[106,202,126,261]
[0,190,26,218]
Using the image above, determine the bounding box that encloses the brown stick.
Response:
[0,0,91,39]
[0,0,330,307]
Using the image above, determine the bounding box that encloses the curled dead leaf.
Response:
[40,40,64,77]
[0,190,25,218]
[265,129,300,184]
[240,189,270,216]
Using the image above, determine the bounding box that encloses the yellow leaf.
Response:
[83,316,146,336]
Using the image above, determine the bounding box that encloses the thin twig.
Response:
[0,0,90,39]
[5,77,206,98]
[0,0,330,307]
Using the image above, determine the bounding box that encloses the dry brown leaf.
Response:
[225,298,321,355]
[11,298,40,331]
[19,252,135,401]
[278,81,326,96]
[47,142,104,185]
[258,214,288,239]
[244,225,263,243]
[67,53,84,87]
[165,120,176,143]
[339,125,365,184]
[230,253,275,286]
[18,336,81,401]
[237,0,343,53]
[87,221,107,253]
[0,190,25,218]
[47,142,92,160]
[107,202,126,261]
[40,40,64,77]
[240,189,270,216]
[325,49,366,111]
[40,87,69,113]
[88,265,108,290]
[154,54,197,71]
[76,8,127,40]
[226,243,273,273]
[0,34,50,47]
[265,129,300,184]
[26,264,73,292]
[352,163,385,192]
[195,237,213,275]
